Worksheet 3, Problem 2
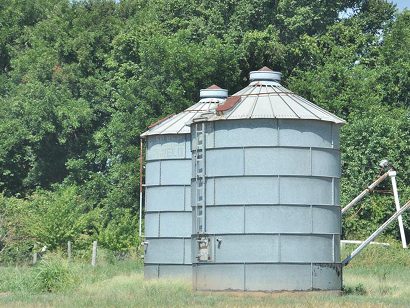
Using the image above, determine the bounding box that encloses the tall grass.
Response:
[0,251,142,295]
[31,255,76,292]
[1,245,410,307]
[0,254,75,294]
[342,241,410,267]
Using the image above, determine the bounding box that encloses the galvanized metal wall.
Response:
[144,134,192,279]
[191,119,342,291]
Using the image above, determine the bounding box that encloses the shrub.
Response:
[0,185,99,264]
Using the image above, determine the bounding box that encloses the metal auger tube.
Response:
[341,170,391,215]
[342,199,410,266]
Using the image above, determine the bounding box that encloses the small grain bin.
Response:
[191,67,345,291]
[141,85,228,279]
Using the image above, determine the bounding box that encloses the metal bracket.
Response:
[142,240,149,254]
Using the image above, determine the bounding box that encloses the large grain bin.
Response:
[191,67,345,291]
[141,85,228,279]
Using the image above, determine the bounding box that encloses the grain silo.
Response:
[141,85,228,279]
[191,67,345,291]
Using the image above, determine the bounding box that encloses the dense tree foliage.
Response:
[0,0,409,262]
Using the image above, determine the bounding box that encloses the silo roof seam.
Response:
[201,83,345,124]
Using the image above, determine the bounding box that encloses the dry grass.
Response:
[1,245,410,307]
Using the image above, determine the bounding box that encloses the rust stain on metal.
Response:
[258,66,273,72]
[216,96,241,112]
[314,263,342,278]
[206,84,222,90]
[147,114,175,129]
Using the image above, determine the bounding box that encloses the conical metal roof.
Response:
[199,68,345,125]
[141,85,228,137]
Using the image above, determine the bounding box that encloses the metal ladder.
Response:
[194,122,206,234]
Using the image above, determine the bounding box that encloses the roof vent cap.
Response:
[200,84,228,99]
[250,67,282,82]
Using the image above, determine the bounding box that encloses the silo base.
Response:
[193,263,342,292]
[144,264,192,280]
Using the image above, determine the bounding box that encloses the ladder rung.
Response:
[195,123,206,234]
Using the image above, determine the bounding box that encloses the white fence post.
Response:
[67,241,72,261]
[92,240,97,266]
[32,244,37,265]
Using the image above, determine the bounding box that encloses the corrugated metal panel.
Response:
[140,101,213,136]
[191,68,344,293]
[143,86,228,280]
[141,85,228,137]
[193,263,342,291]
[144,133,192,280]
[206,82,345,124]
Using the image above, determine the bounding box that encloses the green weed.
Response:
[343,283,367,295]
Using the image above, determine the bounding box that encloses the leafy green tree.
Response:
[1,0,409,261]
[341,105,410,239]
[377,10,410,108]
